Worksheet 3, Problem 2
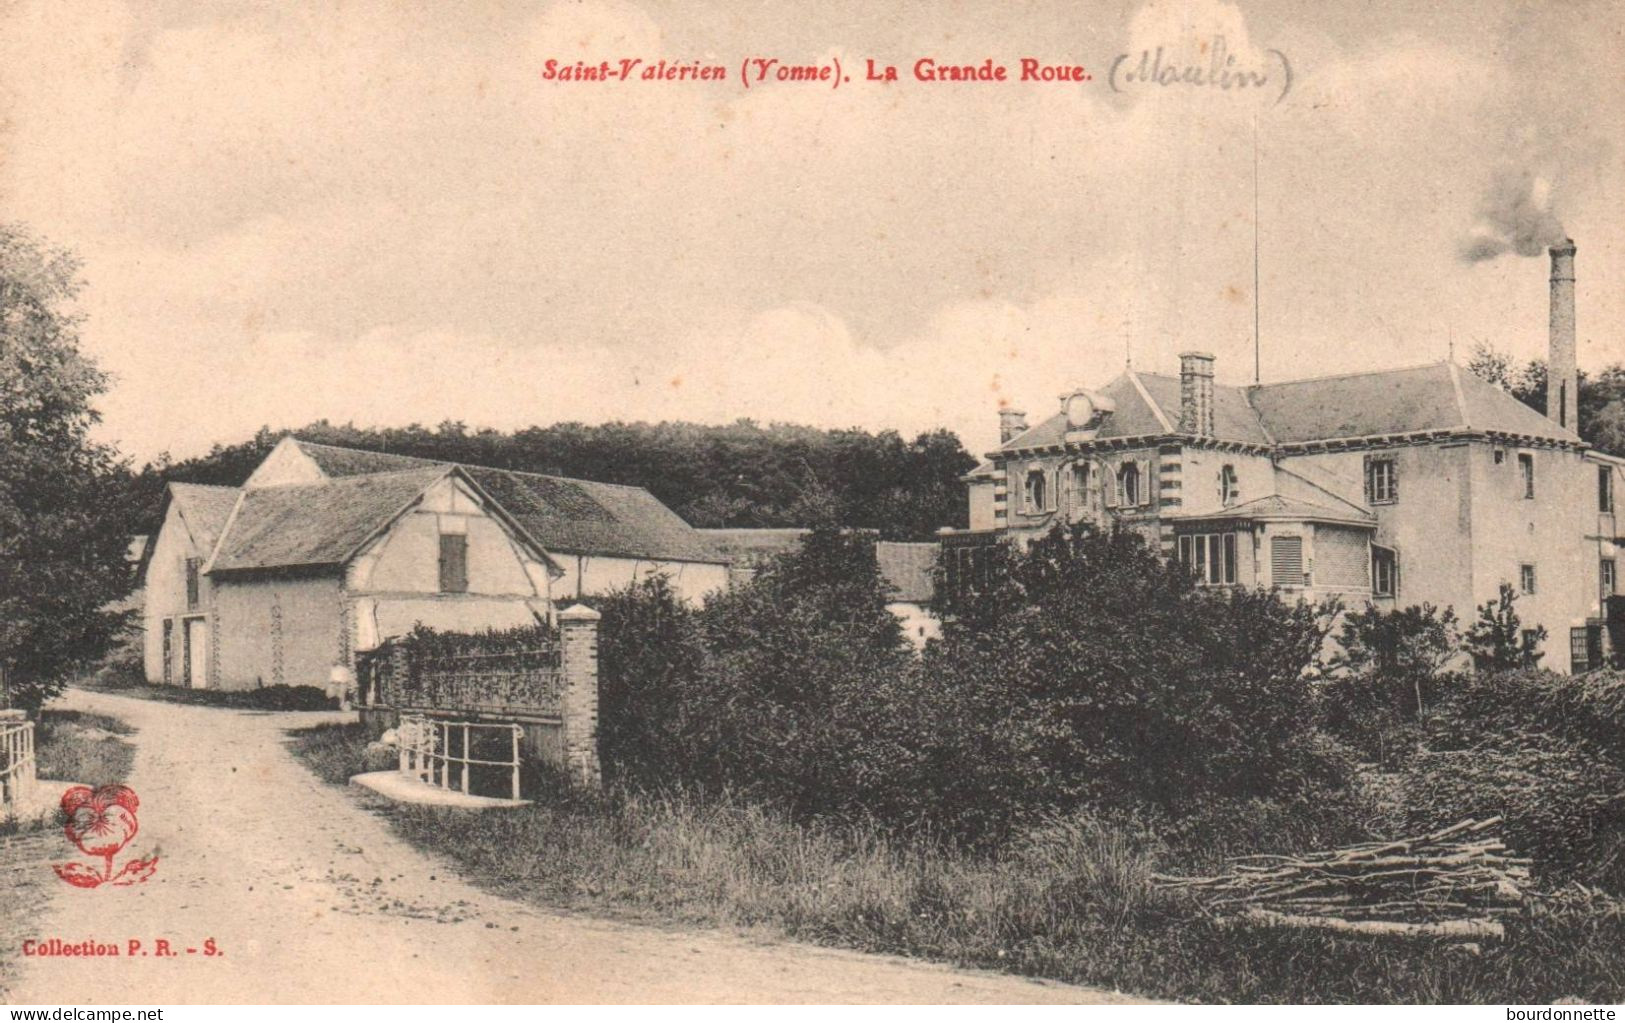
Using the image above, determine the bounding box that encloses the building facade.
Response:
[950,242,1625,672]
[142,439,731,690]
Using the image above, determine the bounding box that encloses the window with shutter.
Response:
[185,557,202,609]
[439,533,469,593]
[1103,463,1118,507]
[1271,536,1305,587]
[1139,459,1154,505]
[1118,462,1140,507]
[161,620,173,684]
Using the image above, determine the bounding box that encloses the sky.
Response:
[1,0,1621,464]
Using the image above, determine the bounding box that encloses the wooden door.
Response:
[185,617,209,688]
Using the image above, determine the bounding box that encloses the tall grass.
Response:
[34,710,135,790]
[288,723,1625,1003]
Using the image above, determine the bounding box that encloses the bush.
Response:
[241,684,334,711]
[1395,743,1625,889]
[920,526,1347,824]
[1392,669,1625,889]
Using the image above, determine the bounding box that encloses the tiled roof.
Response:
[209,467,449,572]
[697,528,811,565]
[294,440,442,477]
[1247,364,1464,444]
[1137,373,1273,445]
[998,373,1172,452]
[1000,362,1581,453]
[463,467,726,564]
[1172,494,1376,527]
[1452,366,1581,443]
[876,541,938,603]
[169,483,242,555]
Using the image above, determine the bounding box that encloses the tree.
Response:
[0,225,135,710]
[1464,583,1545,671]
[1329,603,1461,718]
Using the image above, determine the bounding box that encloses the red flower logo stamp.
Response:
[52,785,159,889]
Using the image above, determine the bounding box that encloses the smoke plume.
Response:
[1458,167,1567,263]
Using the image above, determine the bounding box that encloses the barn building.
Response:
[140,438,729,690]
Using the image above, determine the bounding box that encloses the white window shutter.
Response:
[1103,462,1118,507]
[1140,459,1154,505]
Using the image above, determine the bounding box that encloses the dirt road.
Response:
[6,690,1146,1004]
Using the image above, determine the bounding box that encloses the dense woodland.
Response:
[126,419,977,541]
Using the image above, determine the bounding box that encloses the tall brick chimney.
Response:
[998,407,1028,444]
[1179,352,1216,437]
[1548,239,1577,431]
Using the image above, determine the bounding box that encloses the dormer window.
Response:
[1219,464,1239,508]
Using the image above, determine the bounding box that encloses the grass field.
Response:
[288,722,1625,1004]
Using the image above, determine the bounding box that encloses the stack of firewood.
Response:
[1154,817,1530,941]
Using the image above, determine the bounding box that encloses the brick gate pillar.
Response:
[557,604,603,787]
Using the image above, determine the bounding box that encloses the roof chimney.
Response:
[1548,239,1577,431]
[998,407,1028,444]
[1178,352,1216,437]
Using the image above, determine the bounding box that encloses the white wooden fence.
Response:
[398,713,524,801]
[0,712,37,812]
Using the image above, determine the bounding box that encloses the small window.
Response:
[1372,546,1398,597]
[1024,468,1048,513]
[1603,558,1616,596]
[1601,466,1615,514]
[1367,458,1397,504]
[1520,563,1537,595]
[1118,462,1141,507]
[1219,464,1239,508]
[1271,535,1306,587]
[185,557,202,609]
[1494,448,1506,465]
[1518,453,1535,499]
[439,533,469,593]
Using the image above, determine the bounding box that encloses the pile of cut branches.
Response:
[1155,817,1529,941]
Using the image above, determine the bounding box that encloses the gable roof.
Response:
[461,466,725,564]
[292,439,442,477]
[875,541,937,603]
[208,467,451,573]
[169,483,242,555]
[998,361,1581,455]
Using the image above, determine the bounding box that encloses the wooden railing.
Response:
[398,713,524,801]
[0,713,37,812]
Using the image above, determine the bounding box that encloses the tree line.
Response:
[128,418,977,541]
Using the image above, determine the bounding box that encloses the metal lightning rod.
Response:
[1253,115,1262,385]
